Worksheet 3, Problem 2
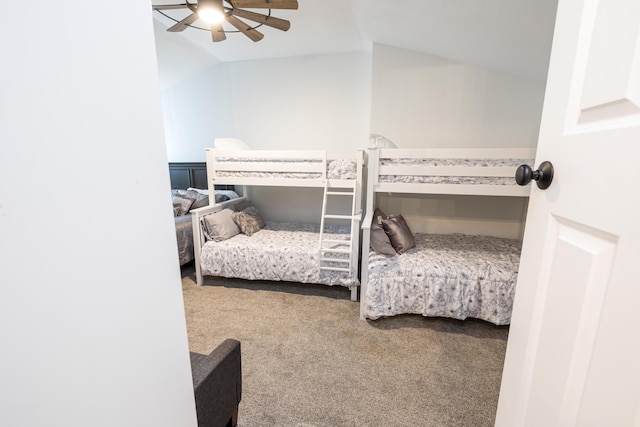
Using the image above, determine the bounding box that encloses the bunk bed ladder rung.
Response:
[320,248,351,254]
[319,180,357,278]
[320,266,351,273]
[326,191,355,196]
[323,214,353,219]
[320,258,350,264]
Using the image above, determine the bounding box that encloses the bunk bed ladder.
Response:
[318,180,357,277]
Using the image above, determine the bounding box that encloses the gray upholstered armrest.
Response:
[190,339,242,427]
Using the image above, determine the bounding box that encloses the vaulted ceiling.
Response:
[152,0,558,89]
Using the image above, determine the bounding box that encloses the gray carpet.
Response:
[181,265,509,427]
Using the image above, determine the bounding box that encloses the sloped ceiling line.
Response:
[152,0,558,87]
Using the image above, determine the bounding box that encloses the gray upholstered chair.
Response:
[190,339,242,427]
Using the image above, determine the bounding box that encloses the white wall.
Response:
[160,43,545,235]
[162,64,235,161]
[370,43,545,149]
[375,194,529,240]
[153,19,221,90]
[369,44,545,239]
[0,1,197,426]
[162,52,372,161]
[161,52,372,222]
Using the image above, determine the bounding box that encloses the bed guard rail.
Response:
[191,197,248,286]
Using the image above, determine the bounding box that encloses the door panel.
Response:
[573,0,640,126]
[495,0,640,425]
[526,216,617,426]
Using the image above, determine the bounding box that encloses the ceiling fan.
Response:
[152,0,298,43]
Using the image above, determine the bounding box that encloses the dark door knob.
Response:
[515,161,554,189]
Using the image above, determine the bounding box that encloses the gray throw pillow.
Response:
[201,208,240,242]
[381,214,415,254]
[233,206,265,236]
[191,193,210,210]
[172,189,199,200]
[214,193,230,204]
[370,208,396,256]
[172,195,195,216]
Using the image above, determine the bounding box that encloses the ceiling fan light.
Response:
[197,0,225,24]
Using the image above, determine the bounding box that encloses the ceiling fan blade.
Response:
[230,0,298,10]
[226,15,264,42]
[232,9,290,31]
[210,22,227,42]
[152,4,189,10]
[167,12,199,32]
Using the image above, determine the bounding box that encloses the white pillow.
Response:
[214,138,250,150]
[368,134,397,149]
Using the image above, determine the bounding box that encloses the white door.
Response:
[495,0,640,425]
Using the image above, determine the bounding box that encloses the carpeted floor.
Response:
[181,264,509,427]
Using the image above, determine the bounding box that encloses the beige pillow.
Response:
[233,206,265,236]
[201,209,240,242]
[370,208,396,256]
[381,214,415,254]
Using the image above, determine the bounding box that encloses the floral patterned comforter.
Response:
[378,157,534,185]
[215,159,357,180]
[364,233,522,325]
[200,222,358,288]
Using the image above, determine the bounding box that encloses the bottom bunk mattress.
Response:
[364,233,522,325]
[200,222,359,288]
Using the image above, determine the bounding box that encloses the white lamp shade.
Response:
[197,0,224,24]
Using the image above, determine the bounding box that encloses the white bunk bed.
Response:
[192,149,364,301]
[360,147,535,325]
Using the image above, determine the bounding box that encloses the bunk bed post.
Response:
[365,148,378,218]
[191,210,205,286]
[205,149,216,203]
[359,148,379,318]
[351,151,364,301]
[355,150,364,210]
[348,175,359,302]
[350,195,359,301]
[321,151,328,182]
[359,229,370,318]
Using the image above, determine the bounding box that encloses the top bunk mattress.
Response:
[370,148,536,197]
[206,149,363,188]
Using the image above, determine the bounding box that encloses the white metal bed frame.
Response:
[360,147,535,319]
[192,149,364,301]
